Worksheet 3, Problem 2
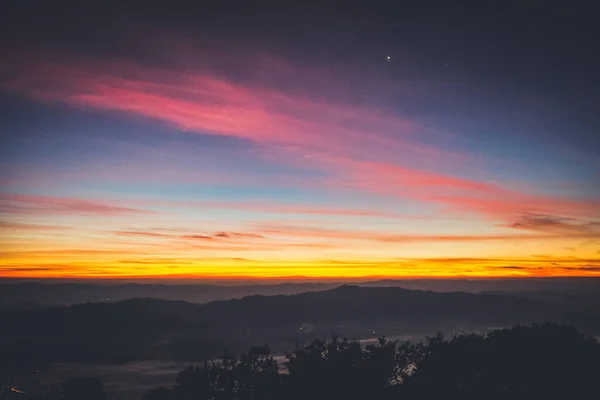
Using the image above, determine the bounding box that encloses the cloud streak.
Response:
[505,213,600,235]
[0,221,72,231]
[6,52,597,223]
[0,194,157,216]
[116,229,264,242]
[255,223,594,243]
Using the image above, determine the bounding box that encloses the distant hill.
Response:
[200,285,555,329]
[480,289,600,308]
[0,281,336,306]
[2,285,600,372]
[3,277,599,307]
[364,277,600,297]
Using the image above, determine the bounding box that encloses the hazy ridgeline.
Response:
[2,282,600,398]
[2,278,600,306]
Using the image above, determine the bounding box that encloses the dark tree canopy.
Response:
[139,323,600,400]
[18,323,599,399]
[401,324,600,399]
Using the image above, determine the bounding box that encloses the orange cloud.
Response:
[0,221,72,231]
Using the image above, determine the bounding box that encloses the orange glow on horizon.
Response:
[3,256,599,279]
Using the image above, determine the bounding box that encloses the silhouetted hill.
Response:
[480,289,600,308]
[200,285,555,329]
[3,278,600,307]
[5,285,600,337]
[2,285,599,374]
[364,277,600,296]
[0,281,336,306]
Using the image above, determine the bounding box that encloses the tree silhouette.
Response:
[144,345,281,400]
[140,323,600,400]
[283,335,414,399]
[399,323,600,400]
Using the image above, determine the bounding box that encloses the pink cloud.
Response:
[428,194,600,219]
[4,51,599,224]
[3,55,459,163]
[323,158,599,220]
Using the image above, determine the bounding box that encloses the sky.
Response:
[1,1,599,279]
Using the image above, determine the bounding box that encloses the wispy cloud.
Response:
[0,221,72,231]
[6,51,597,223]
[492,265,532,270]
[571,265,600,271]
[255,223,578,243]
[214,232,264,239]
[116,229,264,241]
[0,194,157,216]
[504,213,600,235]
[0,267,58,272]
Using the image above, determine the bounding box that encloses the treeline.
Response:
[16,323,600,400]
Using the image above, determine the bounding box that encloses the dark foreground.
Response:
[3,323,600,400]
